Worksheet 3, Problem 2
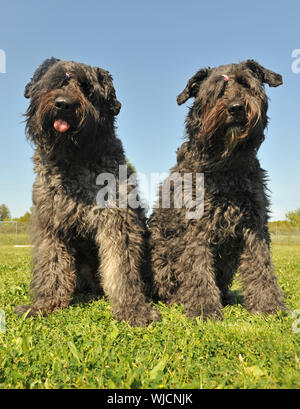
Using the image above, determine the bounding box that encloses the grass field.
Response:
[0,242,299,389]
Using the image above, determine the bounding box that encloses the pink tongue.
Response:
[54,119,70,133]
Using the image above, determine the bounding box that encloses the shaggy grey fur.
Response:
[15,57,160,326]
[149,60,287,320]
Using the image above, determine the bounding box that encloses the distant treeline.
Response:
[0,204,32,223]
[269,208,300,233]
[1,203,300,231]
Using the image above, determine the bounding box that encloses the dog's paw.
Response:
[248,304,289,316]
[15,305,40,317]
[114,304,161,327]
[246,297,289,316]
[186,305,224,321]
[15,304,55,317]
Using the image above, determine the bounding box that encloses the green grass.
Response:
[270,233,300,245]
[0,233,31,246]
[0,243,299,389]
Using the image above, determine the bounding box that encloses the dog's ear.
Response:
[94,67,121,115]
[243,60,283,87]
[177,68,211,105]
[24,57,60,98]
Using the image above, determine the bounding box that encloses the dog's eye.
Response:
[236,77,250,88]
[57,77,69,88]
[80,81,93,96]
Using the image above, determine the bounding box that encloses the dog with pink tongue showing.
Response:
[16,57,160,327]
[22,57,123,159]
[54,119,70,133]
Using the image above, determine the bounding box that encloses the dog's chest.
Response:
[67,167,100,201]
[204,173,265,237]
[50,166,99,203]
[34,164,104,226]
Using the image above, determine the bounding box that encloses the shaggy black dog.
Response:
[150,60,287,320]
[15,57,160,326]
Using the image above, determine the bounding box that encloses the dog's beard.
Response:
[25,88,106,159]
[28,108,94,155]
[41,106,82,136]
[34,89,97,145]
[222,125,244,157]
[222,100,263,157]
[199,103,247,157]
[40,105,97,146]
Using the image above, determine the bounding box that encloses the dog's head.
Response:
[177,60,282,156]
[24,58,121,152]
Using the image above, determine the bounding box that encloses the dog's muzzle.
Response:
[53,96,75,133]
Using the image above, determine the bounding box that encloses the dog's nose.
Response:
[228,103,244,115]
[54,97,73,110]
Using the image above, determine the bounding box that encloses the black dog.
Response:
[150,60,287,320]
[16,58,160,326]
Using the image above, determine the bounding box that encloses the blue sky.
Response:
[0,0,299,220]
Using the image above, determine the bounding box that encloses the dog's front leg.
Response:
[15,234,77,317]
[96,208,161,327]
[174,241,223,320]
[239,228,287,314]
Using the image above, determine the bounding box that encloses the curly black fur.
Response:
[16,58,160,326]
[149,60,287,320]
